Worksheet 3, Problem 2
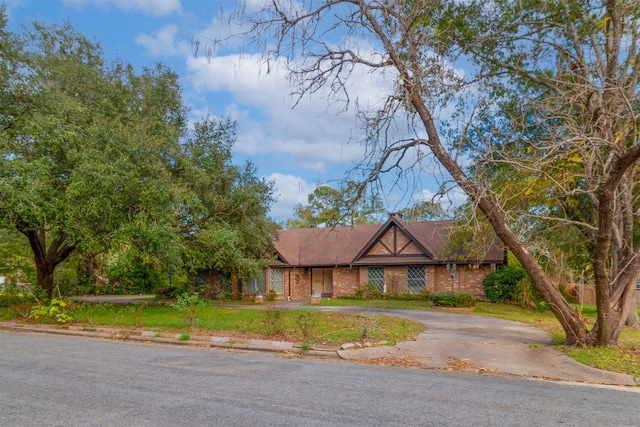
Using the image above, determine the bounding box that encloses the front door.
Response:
[312,268,333,296]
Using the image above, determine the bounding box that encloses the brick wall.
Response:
[286,268,312,300]
[333,267,360,296]
[429,265,490,299]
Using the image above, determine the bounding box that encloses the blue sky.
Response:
[3,0,450,222]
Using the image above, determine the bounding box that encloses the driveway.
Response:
[325,307,637,385]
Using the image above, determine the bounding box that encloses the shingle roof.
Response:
[272,215,504,267]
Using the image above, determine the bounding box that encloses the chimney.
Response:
[388,212,403,220]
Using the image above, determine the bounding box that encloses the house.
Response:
[196,213,505,300]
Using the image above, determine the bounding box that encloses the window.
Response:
[247,272,266,294]
[407,265,426,294]
[368,266,385,292]
[270,268,284,294]
[221,273,231,293]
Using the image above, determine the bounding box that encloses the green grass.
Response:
[63,303,425,346]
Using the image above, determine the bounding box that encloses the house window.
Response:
[368,266,385,292]
[221,273,231,293]
[247,272,266,294]
[270,268,284,294]
[407,265,426,294]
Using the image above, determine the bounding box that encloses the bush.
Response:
[429,292,476,308]
[395,288,431,301]
[353,283,383,299]
[172,292,208,329]
[0,285,35,308]
[482,267,526,303]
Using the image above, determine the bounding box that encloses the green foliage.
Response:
[107,253,165,294]
[172,292,208,329]
[286,183,385,229]
[352,283,383,299]
[263,307,285,335]
[399,200,446,221]
[296,312,316,342]
[429,292,476,308]
[482,266,527,303]
[0,13,276,299]
[29,299,74,323]
[0,283,35,308]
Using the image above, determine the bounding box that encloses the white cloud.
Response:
[186,53,386,172]
[135,24,185,56]
[63,0,182,16]
[266,173,314,222]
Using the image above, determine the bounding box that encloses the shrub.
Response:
[265,289,277,301]
[172,292,208,329]
[429,292,476,308]
[395,288,431,301]
[29,299,74,323]
[353,283,383,299]
[0,285,35,308]
[482,267,527,303]
[263,307,285,335]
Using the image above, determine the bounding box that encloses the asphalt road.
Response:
[1,332,639,427]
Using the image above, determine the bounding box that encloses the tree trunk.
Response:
[35,262,55,300]
[18,226,76,300]
[403,88,591,346]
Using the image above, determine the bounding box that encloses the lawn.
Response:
[2,301,424,347]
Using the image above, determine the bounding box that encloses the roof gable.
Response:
[351,214,434,265]
[271,214,504,267]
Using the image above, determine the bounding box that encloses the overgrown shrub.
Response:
[395,288,431,301]
[0,285,35,308]
[429,292,476,308]
[172,292,208,329]
[263,307,285,335]
[353,283,383,299]
[482,266,526,303]
[515,276,547,311]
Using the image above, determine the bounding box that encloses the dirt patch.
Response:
[355,353,429,369]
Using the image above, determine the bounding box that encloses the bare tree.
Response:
[223,0,640,346]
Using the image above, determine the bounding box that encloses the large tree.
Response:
[176,117,278,281]
[229,0,640,346]
[0,11,276,298]
[285,183,385,228]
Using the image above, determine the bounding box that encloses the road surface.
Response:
[1,331,638,426]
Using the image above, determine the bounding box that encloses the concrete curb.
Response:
[0,322,340,358]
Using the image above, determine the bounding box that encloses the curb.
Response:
[0,322,340,358]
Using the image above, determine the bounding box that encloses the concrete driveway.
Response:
[328,307,637,386]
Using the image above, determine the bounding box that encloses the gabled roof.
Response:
[272,214,504,268]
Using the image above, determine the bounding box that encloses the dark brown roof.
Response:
[272,215,504,268]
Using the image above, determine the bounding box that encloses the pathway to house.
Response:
[32,296,640,386]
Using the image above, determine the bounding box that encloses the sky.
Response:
[2,0,451,222]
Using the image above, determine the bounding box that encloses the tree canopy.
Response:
[230,0,640,346]
[0,9,276,298]
[285,183,385,228]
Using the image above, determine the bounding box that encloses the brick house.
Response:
[196,213,505,300]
